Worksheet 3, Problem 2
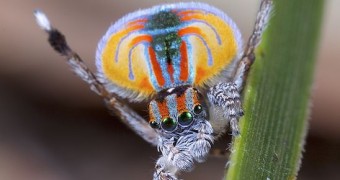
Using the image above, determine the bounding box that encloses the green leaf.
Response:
[226,0,325,179]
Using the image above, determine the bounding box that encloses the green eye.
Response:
[161,117,177,131]
[149,121,159,128]
[194,104,203,114]
[178,112,193,126]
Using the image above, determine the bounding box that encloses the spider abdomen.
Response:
[96,2,243,101]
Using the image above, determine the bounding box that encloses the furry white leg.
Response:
[207,82,243,136]
[153,156,179,180]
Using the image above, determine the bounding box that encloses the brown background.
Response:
[0,0,339,179]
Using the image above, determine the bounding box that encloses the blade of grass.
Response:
[226,0,325,179]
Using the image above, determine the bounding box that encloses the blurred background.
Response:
[0,0,339,179]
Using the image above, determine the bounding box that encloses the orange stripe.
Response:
[176,92,187,112]
[178,26,204,37]
[177,10,202,17]
[180,14,204,22]
[167,63,174,83]
[125,24,144,33]
[127,19,148,27]
[157,101,169,119]
[117,24,145,46]
[179,41,189,81]
[130,35,152,46]
[149,47,165,87]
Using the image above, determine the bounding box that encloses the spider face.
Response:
[149,86,208,133]
[149,86,214,170]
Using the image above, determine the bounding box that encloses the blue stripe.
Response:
[166,94,178,119]
[128,43,140,80]
[156,55,172,88]
[171,49,182,86]
[185,88,194,111]
[150,101,162,123]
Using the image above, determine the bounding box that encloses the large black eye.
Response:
[161,117,177,131]
[149,121,159,129]
[178,112,193,126]
[194,104,203,114]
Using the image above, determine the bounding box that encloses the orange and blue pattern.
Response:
[96,2,242,100]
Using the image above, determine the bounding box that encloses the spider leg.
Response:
[234,0,273,90]
[153,156,178,180]
[207,0,273,136]
[34,10,159,146]
[207,82,243,136]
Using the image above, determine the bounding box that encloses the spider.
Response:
[34,0,272,179]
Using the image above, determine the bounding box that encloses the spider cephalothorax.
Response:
[34,1,272,179]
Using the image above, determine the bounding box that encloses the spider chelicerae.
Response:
[34,0,272,179]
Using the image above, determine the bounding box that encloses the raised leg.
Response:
[207,0,273,136]
[233,0,273,90]
[34,10,159,146]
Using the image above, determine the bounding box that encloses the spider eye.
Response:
[149,121,159,128]
[178,112,193,126]
[194,104,203,114]
[161,117,177,131]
